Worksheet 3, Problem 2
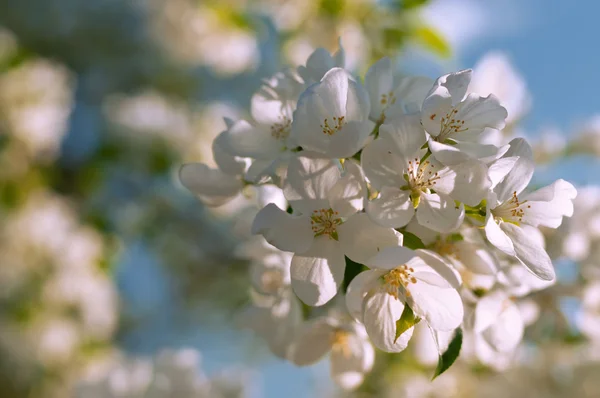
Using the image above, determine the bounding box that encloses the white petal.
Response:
[482,301,524,353]
[363,290,414,352]
[455,242,497,275]
[221,119,282,159]
[287,317,335,365]
[379,113,427,158]
[473,290,507,333]
[365,57,393,122]
[407,281,463,331]
[298,47,339,83]
[238,291,302,358]
[416,193,464,233]
[291,68,348,153]
[438,70,472,103]
[250,84,292,126]
[433,160,491,206]
[365,246,417,270]
[484,211,515,256]
[360,138,406,190]
[338,213,403,265]
[488,156,519,189]
[345,269,386,322]
[428,139,507,166]
[327,160,365,217]
[500,223,555,281]
[284,156,340,213]
[428,139,472,165]
[327,120,374,159]
[179,163,242,204]
[522,179,577,228]
[414,249,462,289]
[251,203,313,253]
[345,75,372,122]
[421,86,453,137]
[366,187,415,228]
[213,131,247,175]
[453,141,510,164]
[330,334,374,390]
[453,93,507,134]
[256,185,287,210]
[290,236,346,306]
[494,138,534,202]
[392,75,434,113]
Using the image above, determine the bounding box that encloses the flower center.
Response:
[383,265,417,299]
[403,158,441,207]
[377,91,397,123]
[434,108,468,142]
[491,191,531,224]
[260,270,285,294]
[311,208,342,239]
[270,115,292,141]
[331,329,352,358]
[320,116,345,135]
[432,239,458,258]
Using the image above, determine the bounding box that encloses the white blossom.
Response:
[484,138,577,281]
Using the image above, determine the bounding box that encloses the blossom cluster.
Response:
[75,348,255,398]
[179,42,577,389]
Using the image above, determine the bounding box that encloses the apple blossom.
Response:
[484,138,577,281]
[421,70,509,165]
[362,114,490,232]
[346,247,463,352]
[252,156,402,306]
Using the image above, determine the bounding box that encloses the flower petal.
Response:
[363,289,414,352]
[213,131,247,175]
[416,193,464,233]
[284,156,341,213]
[221,119,282,159]
[179,163,242,205]
[473,290,507,333]
[379,113,427,158]
[327,160,366,217]
[488,156,519,189]
[407,281,463,331]
[414,249,462,289]
[433,160,491,206]
[361,138,406,190]
[366,187,415,228]
[290,236,346,306]
[500,223,555,281]
[345,269,386,322]
[365,246,417,271]
[330,333,375,390]
[287,317,335,365]
[494,138,534,202]
[327,120,374,159]
[365,57,393,122]
[251,203,313,253]
[338,213,403,265]
[484,211,515,256]
[522,179,577,228]
[482,300,524,353]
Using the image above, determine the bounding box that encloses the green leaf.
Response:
[401,231,425,250]
[447,233,464,243]
[342,256,367,292]
[414,26,451,58]
[433,328,463,380]
[403,0,430,9]
[395,305,420,343]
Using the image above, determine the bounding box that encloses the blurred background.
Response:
[1,0,600,397]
